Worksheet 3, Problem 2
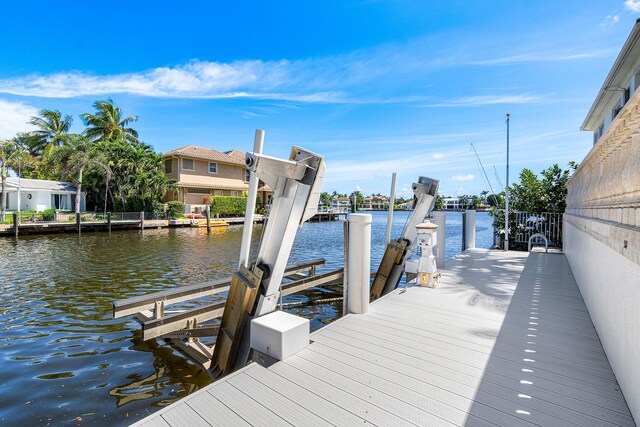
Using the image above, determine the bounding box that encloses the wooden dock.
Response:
[132,249,635,426]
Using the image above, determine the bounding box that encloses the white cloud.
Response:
[473,48,616,65]
[432,153,445,159]
[625,0,640,12]
[426,94,540,107]
[0,60,351,102]
[0,99,37,139]
[451,174,475,182]
[600,14,620,28]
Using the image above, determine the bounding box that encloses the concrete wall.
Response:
[564,216,640,419]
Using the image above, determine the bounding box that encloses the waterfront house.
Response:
[565,18,640,420]
[442,197,460,210]
[1,178,85,212]
[361,195,389,210]
[330,196,351,211]
[163,145,272,213]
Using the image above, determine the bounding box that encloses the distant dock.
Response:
[133,249,634,426]
[0,213,266,237]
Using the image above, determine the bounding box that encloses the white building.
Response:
[565,18,640,421]
[330,197,351,211]
[442,197,460,210]
[1,178,86,212]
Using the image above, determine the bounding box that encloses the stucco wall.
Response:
[564,216,640,419]
[180,158,245,180]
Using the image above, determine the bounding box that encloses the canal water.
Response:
[0,211,493,425]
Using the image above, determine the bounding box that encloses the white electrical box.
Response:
[250,311,310,360]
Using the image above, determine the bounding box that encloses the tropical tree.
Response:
[320,191,332,207]
[81,99,139,143]
[0,140,28,217]
[51,135,108,213]
[29,109,73,154]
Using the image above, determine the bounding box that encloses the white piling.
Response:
[433,211,446,268]
[385,173,397,245]
[464,210,476,250]
[238,129,265,269]
[347,214,372,314]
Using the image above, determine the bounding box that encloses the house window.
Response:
[187,188,210,194]
[164,159,172,173]
[51,194,69,210]
[594,122,605,145]
[245,169,251,182]
[230,191,239,197]
[213,190,224,196]
[624,87,631,104]
[208,162,217,174]
[612,100,623,120]
[182,158,194,170]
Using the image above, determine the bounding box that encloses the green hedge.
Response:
[210,196,260,217]
[167,201,184,219]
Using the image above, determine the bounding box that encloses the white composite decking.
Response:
[133,249,635,427]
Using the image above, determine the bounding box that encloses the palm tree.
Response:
[0,139,28,217]
[81,99,139,144]
[52,135,106,214]
[29,109,73,154]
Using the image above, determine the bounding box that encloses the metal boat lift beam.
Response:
[371,176,438,299]
[211,146,325,376]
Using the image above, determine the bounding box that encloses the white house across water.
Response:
[1,178,86,212]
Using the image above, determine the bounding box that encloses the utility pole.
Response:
[505,113,510,251]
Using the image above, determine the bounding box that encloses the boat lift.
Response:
[370,176,439,300]
[210,146,325,377]
[112,146,327,378]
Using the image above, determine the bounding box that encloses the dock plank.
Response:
[132,249,635,427]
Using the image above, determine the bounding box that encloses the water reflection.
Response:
[0,211,493,425]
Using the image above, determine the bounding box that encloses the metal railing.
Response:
[4,211,167,225]
[513,212,563,248]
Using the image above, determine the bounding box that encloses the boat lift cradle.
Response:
[370,176,439,300]
[209,146,325,377]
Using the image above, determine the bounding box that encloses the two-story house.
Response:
[361,196,389,210]
[163,145,271,212]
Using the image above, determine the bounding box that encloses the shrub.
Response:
[42,208,56,221]
[167,201,185,219]
[152,202,165,216]
[210,196,265,217]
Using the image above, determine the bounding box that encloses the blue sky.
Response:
[0,1,638,197]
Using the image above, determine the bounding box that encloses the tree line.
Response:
[0,99,169,216]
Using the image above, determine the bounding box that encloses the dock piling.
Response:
[433,211,446,267]
[206,206,211,234]
[76,212,81,235]
[13,212,18,237]
[107,212,112,233]
[140,211,145,231]
[346,213,372,314]
[464,209,476,250]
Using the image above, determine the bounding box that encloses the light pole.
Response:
[505,113,510,251]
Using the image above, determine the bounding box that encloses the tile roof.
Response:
[163,145,246,166]
[5,178,77,192]
[225,150,247,163]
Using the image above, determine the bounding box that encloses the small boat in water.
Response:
[191,219,229,228]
